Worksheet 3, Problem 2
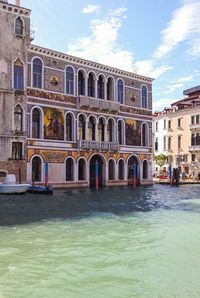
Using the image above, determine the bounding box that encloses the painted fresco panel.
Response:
[44,107,64,140]
[126,119,141,146]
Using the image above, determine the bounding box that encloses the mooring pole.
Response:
[19,168,21,184]
[95,160,98,190]
[133,163,136,189]
[45,161,48,188]
[169,164,172,187]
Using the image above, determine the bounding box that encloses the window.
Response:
[118,121,122,145]
[168,136,171,150]
[78,159,86,181]
[88,117,95,141]
[33,58,42,88]
[142,85,147,109]
[97,75,104,99]
[163,136,166,150]
[178,118,181,128]
[78,115,85,140]
[155,122,158,131]
[143,160,148,179]
[196,115,199,124]
[15,17,23,35]
[192,154,195,162]
[107,119,113,142]
[164,119,166,129]
[197,133,200,145]
[14,59,23,90]
[12,142,22,160]
[168,120,171,129]
[142,123,148,147]
[78,71,85,95]
[66,158,74,181]
[66,66,74,95]
[118,160,124,180]
[32,108,40,138]
[178,135,181,149]
[191,116,195,125]
[107,77,113,101]
[66,113,72,141]
[98,118,105,142]
[32,156,41,182]
[117,79,123,104]
[108,160,115,180]
[88,73,95,97]
[191,134,196,146]
[155,138,158,151]
[14,105,23,131]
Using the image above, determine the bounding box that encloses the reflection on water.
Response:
[0,184,200,297]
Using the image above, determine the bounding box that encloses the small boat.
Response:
[0,174,30,194]
[28,185,53,194]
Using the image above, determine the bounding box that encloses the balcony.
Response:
[189,123,200,130]
[189,145,200,151]
[77,97,119,112]
[78,140,119,150]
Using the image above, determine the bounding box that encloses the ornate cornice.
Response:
[28,44,154,83]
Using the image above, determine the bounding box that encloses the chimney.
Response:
[14,0,20,6]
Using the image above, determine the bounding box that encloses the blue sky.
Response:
[18,0,200,111]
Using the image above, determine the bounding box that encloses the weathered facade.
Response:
[0,0,154,187]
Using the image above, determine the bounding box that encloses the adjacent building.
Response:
[153,86,200,178]
[0,0,154,187]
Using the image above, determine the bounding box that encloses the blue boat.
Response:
[28,185,53,195]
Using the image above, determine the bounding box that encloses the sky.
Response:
[17,0,200,111]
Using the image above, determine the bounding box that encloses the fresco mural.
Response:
[44,108,64,140]
[126,119,141,146]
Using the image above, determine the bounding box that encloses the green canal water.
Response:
[0,185,200,298]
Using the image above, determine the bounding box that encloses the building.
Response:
[0,0,154,187]
[153,86,200,178]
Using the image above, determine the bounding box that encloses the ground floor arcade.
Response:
[27,149,153,187]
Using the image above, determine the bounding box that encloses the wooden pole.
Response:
[95,160,98,190]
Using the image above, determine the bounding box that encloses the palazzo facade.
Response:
[0,0,154,187]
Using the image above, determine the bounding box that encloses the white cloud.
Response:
[153,98,174,110]
[134,59,172,78]
[165,83,184,94]
[173,75,194,83]
[82,4,99,14]
[154,1,200,59]
[67,7,134,71]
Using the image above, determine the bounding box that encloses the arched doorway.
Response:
[143,160,148,179]
[32,156,42,182]
[89,154,104,187]
[128,156,140,185]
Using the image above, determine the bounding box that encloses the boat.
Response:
[28,185,53,194]
[0,174,30,194]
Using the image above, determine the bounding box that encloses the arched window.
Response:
[143,160,148,179]
[14,59,23,90]
[109,159,115,180]
[66,158,74,181]
[15,17,23,35]
[142,123,148,147]
[117,79,123,104]
[33,58,42,88]
[142,85,148,109]
[78,115,86,140]
[66,113,73,141]
[14,105,23,131]
[98,118,105,142]
[118,160,124,180]
[98,75,104,99]
[32,108,40,138]
[66,66,74,95]
[32,156,42,182]
[107,77,113,101]
[88,116,95,141]
[191,134,196,146]
[107,119,113,142]
[78,159,86,181]
[118,121,123,145]
[78,71,85,95]
[88,73,95,97]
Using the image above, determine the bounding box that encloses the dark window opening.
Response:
[78,71,85,95]
[12,142,22,160]
[88,73,95,97]
[66,66,74,95]
[14,105,23,131]
[109,159,115,180]
[32,108,40,138]
[66,114,72,141]
[66,158,74,181]
[33,58,42,88]
[97,75,104,99]
[15,17,23,35]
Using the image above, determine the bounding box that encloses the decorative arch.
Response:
[142,159,148,179]
[77,157,87,181]
[31,154,43,182]
[107,117,116,142]
[141,122,149,147]
[77,113,87,141]
[31,56,44,89]
[118,158,125,180]
[106,76,115,101]
[117,78,124,104]
[88,115,97,141]
[77,68,86,96]
[13,58,24,90]
[65,65,75,95]
[141,85,148,109]
[108,158,115,180]
[127,154,141,185]
[14,16,24,35]
[65,156,75,181]
[65,111,75,141]
[89,153,107,187]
